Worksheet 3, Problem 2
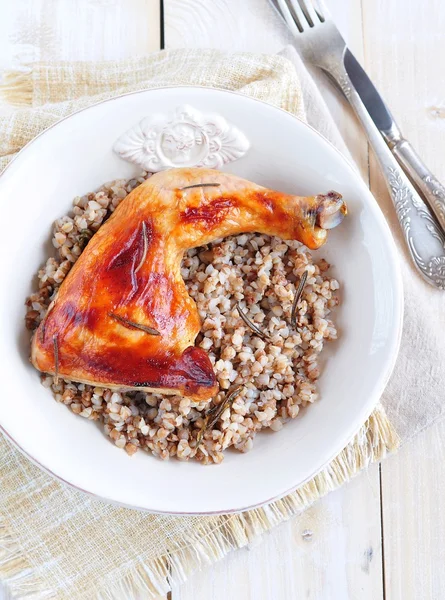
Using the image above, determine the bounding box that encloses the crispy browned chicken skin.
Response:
[31,168,346,401]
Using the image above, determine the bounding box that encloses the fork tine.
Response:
[313,0,330,19]
[277,0,304,33]
[297,0,321,26]
[313,0,333,22]
[283,0,308,31]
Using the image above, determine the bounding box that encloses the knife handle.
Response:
[388,137,445,233]
[334,68,445,289]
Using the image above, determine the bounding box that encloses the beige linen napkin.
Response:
[0,46,440,599]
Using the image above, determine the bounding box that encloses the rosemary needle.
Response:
[196,386,244,449]
[290,271,308,328]
[180,183,221,191]
[109,312,160,336]
[236,302,269,340]
[134,221,148,274]
[53,335,59,385]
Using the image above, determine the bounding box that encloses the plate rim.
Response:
[0,85,404,515]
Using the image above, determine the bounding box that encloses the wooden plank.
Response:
[362,0,445,229]
[0,0,161,70]
[172,464,383,600]
[164,0,293,53]
[362,0,445,597]
[164,0,384,598]
[381,420,445,599]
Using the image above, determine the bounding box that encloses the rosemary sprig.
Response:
[196,386,244,449]
[134,221,148,274]
[53,335,59,385]
[290,270,308,328]
[236,301,269,340]
[109,312,160,336]
[180,183,221,191]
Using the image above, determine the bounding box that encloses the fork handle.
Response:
[335,69,445,289]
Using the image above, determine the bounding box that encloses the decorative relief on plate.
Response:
[388,167,445,288]
[113,105,250,171]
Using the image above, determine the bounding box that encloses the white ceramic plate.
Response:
[0,87,403,514]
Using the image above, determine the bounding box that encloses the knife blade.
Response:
[341,46,445,234]
[343,49,395,137]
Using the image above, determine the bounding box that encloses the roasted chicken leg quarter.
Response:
[31,168,347,401]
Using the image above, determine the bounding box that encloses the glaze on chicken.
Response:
[31,168,346,401]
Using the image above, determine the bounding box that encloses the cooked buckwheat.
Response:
[25,172,340,464]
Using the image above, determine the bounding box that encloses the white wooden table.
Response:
[1,1,445,598]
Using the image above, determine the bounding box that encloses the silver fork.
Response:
[273,0,445,289]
